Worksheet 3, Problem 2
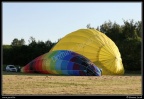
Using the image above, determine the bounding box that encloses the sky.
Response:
[2,2,142,45]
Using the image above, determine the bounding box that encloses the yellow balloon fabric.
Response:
[50,29,124,75]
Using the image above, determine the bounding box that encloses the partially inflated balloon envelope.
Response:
[21,50,102,76]
[50,29,124,75]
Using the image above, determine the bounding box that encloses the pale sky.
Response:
[2,2,142,45]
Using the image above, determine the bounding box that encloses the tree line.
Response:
[3,37,57,66]
[3,19,142,71]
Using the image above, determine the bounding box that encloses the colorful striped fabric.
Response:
[21,50,102,76]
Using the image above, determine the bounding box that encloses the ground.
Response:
[2,71,142,95]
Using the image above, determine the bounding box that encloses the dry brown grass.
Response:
[2,72,142,95]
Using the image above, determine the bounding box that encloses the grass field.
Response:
[2,71,142,95]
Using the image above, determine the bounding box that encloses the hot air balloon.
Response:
[50,29,124,75]
[21,50,102,76]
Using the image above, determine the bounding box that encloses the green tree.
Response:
[11,38,19,46]
[11,38,25,46]
[86,24,94,29]
[122,19,139,39]
[19,38,25,45]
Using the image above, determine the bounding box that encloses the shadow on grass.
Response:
[2,71,63,76]
[123,70,142,76]
[2,71,142,76]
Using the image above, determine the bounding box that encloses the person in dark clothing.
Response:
[17,66,21,72]
[100,68,102,75]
